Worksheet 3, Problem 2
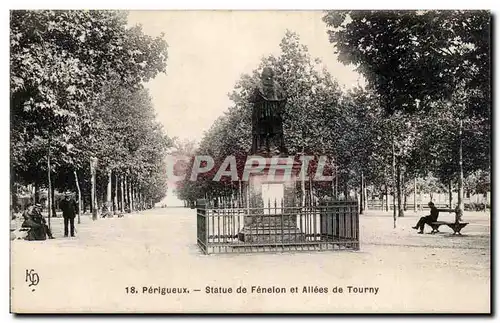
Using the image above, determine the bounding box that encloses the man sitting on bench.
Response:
[412,201,439,234]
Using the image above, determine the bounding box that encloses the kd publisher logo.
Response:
[25,269,39,292]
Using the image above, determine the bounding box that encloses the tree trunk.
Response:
[419,190,423,211]
[391,138,397,228]
[355,189,359,213]
[50,182,56,218]
[135,188,139,211]
[448,179,453,209]
[106,170,112,213]
[134,184,137,211]
[246,181,250,210]
[364,177,368,210]
[403,191,407,211]
[331,162,336,199]
[90,159,97,221]
[138,187,141,210]
[396,161,404,217]
[359,172,365,214]
[114,173,119,214]
[309,176,314,206]
[384,169,389,212]
[127,178,131,211]
[413,177,417,213]
[125,176,130,213]
[385,186,389,212]
[47,149,52,229]
[343,173,349,200]
[364,184,369,211]
[331,176,335,199]
[129,178,134,212]
[120,174,125,213]
[11,178,18,213]
[301,154,306,207]
[124,176,128,212]
[135,187,138,211]
[402,170,406,211]
[238,180,242,206]
[135,186,138,211]
[74,170,82,224]
[34,178,40,204]
[334,168,338,200]
[135,187,139,211]
[457,119,464,222]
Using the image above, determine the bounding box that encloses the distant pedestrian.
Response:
[60,194,77,237]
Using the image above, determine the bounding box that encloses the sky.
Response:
[127,11,363,143]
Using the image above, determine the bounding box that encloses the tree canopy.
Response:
[11,10,171,212]
[177,17,491,218]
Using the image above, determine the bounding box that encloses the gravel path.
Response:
[10,208,490,313]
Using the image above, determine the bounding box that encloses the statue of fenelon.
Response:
[250,67,287,156]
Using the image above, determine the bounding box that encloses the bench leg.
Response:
[430,226,440,234]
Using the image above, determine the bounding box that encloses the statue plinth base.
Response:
[238,156,305,245]
[238,225,305,244]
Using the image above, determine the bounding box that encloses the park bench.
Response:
[430,208,469,235]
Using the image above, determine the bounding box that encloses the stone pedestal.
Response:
[238,157,304,244]
[238,226,305,243]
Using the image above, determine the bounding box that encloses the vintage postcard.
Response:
[9,10,491,313]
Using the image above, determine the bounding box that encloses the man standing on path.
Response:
[60,194,77,237]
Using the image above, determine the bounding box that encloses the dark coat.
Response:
[60,199,77,218]
[430,206,440,222]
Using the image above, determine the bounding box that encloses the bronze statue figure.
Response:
[250,67,287,155]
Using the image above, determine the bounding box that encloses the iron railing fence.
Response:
[196,199,359,254]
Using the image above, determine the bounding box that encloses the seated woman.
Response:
[21,204,54,240]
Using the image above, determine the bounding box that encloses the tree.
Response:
[323,10,491,217]
[11,10,170,217]
[176,31,344,205]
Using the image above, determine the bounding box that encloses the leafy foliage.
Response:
[11,10,171,208]
[323,10,491,213]
[177,13,491,216]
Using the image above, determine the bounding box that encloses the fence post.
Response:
[196,199,209,255]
